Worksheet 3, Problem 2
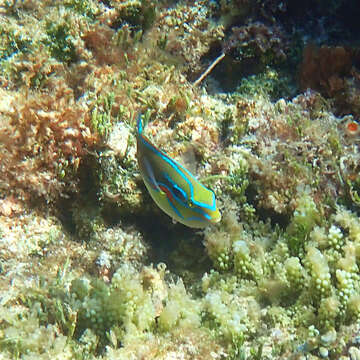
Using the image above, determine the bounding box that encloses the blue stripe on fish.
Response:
[137,122,216,211]
[136,113,221,228]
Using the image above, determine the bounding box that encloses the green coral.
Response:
[285,256,305,291]
[73,264,156,341]
[287,194,321,256]
[236,68,293,100]
[158,280,201,331]
[91,92,117,139]
[202,197,360,354]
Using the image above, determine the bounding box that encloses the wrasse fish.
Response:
[136,114,221,228]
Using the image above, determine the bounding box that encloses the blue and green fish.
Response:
[136,114,221,228]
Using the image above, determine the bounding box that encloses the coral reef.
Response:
[0,0,360,359]
[155,1,225,78]
[0,84,96,202]
[224,22,288,67]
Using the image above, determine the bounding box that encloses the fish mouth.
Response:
[209,211,221,224]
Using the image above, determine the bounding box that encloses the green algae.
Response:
[44,21,77,64]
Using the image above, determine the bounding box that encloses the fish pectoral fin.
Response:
[143,157,161,191]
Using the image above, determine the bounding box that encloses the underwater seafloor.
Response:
[0,0,360,359]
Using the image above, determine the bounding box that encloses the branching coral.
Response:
[0,254,226,359]
[201,202,360,357]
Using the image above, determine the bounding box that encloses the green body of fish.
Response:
[136,115,221,228]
